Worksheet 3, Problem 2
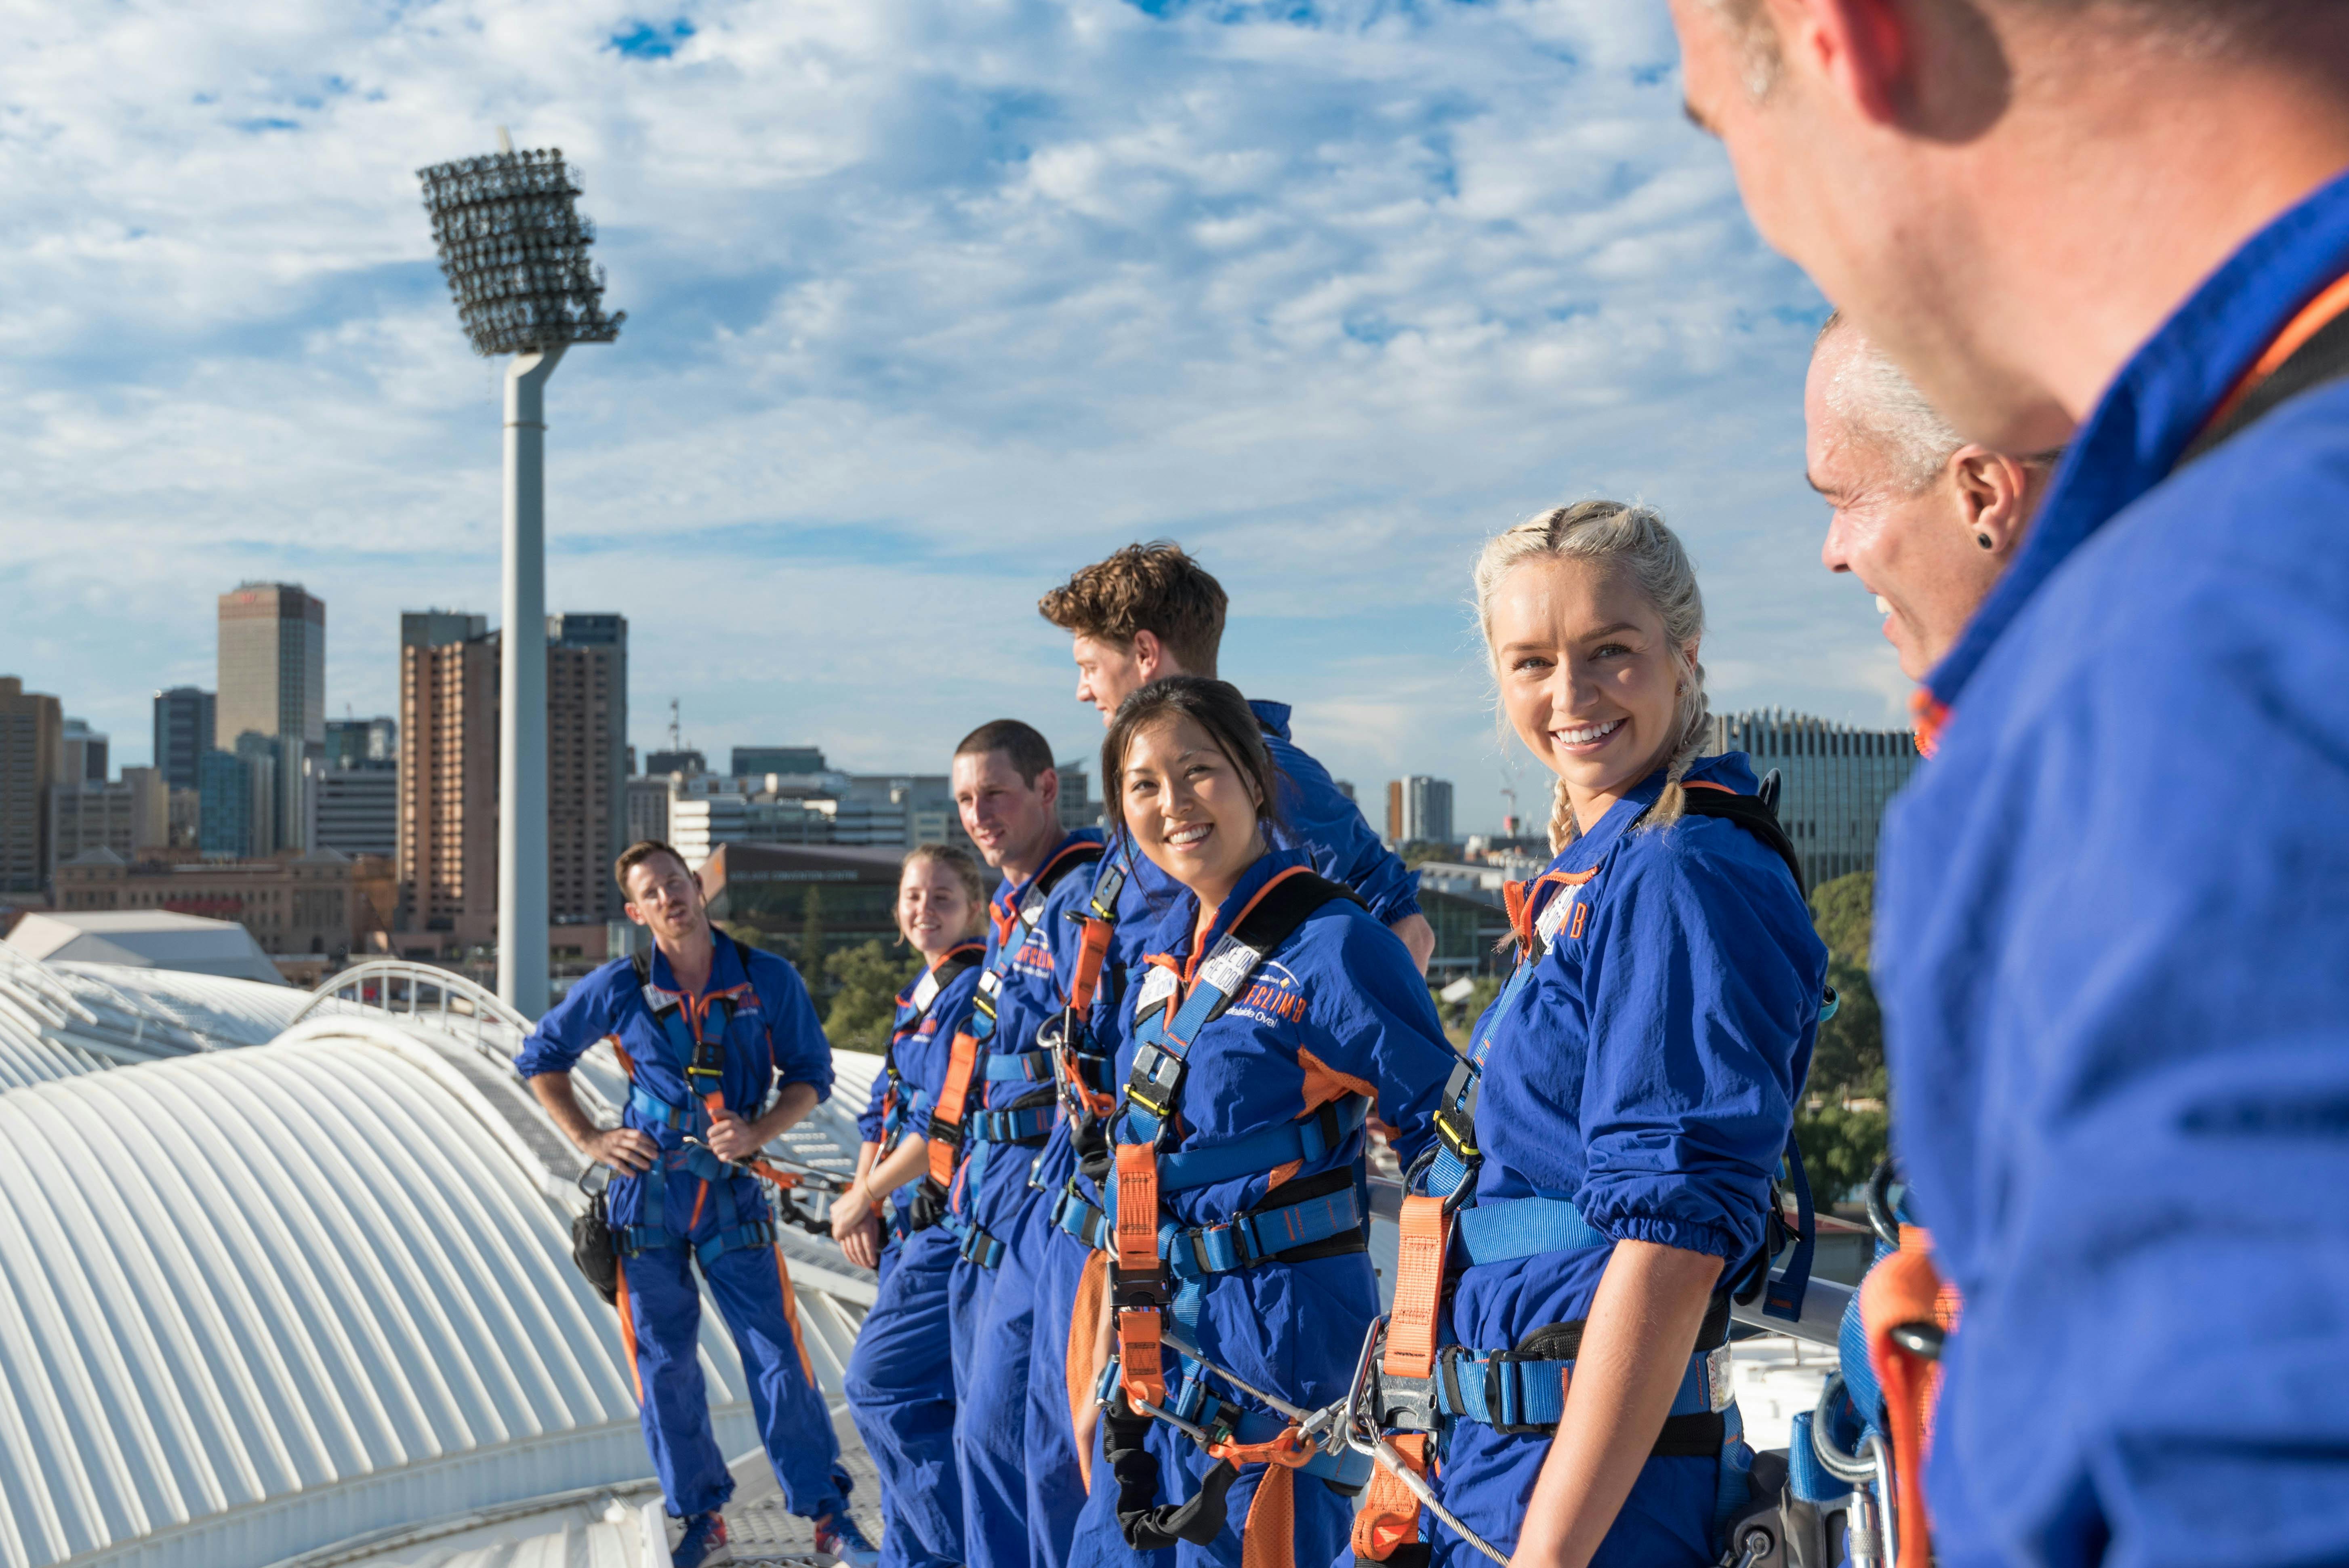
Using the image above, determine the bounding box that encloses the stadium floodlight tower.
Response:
[419,136,623,1017]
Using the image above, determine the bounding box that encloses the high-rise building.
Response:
[1708,710,1921,888]
[219,583,326,852]
[49,769,168,867]
[549,615,628,923]
[644,749,705,777]
[1055,761,1096,832]
[626,775,671,847]
[325,717,396,769]
[60,720,108,784]
[152,687,217,792]
[398,614,627,939]
[198,748,269,860]
[400,621,499,941]
[315,768,398,859]
[731,746,825,778]
[548,623,626,924]
[400,610,489,651]
[1388,776,1455,845]
[0,677,64,893]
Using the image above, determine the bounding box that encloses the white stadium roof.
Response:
[0,949,315,1092]
[0,956,883,1568]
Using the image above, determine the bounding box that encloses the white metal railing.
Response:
[297,960,536,1056]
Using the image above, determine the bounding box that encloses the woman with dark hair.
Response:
[1066,675,1454,1568]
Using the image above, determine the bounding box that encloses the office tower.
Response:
[731,746,825,778]
[325,717,397,769]
[1389,776,1455,846]
[218,583,326,852]
[152,687,217,792]
[167,788,201,850]
[398,613,627,937]
[644,748,705,777]
[50,769,168,866]
[315,767,398,858]
[60,720,108,784]
[1708,711,1921,889]
[549,614,628,924]
[401,610,489,651]
[198,749,269,860]
[626,775,670,847]
[1056,761,1095,832]
[0,677,64,892]
[399,621,500,942]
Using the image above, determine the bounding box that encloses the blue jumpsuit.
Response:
[951,830,1106,1568]
[517,940,853,1524]
[1876,168,2349,1566]
[1034,702,1423,1568]
[1076,847,1452,1568]
[846,945,986,1568]
[1422,755,1821,1568]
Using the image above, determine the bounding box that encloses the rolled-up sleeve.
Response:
[856,1070,888,1144]
[1573,833,1820,1262]
[758,955,835,1105]
[515,971,614,1079]
[1313,913,1455,1169]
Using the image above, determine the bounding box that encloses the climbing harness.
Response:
[874,942,983,1240]
[1045,847,1132,1137]
[603,939,848,1259]
[1079,865,1379,1549]
[926,839,1104,1268]
[1350,780,1833,1567]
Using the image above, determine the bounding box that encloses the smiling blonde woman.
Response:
[1350,502,1829,1568]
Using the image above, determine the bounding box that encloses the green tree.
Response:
[1430,975,1504,1051]
[797,887,828,1005]
[823,939,921,1055]
[1794,871,1890,1203]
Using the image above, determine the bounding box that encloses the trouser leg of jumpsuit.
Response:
[1066,1391,1177,1568]
[619,1242,854,1521]
[1019,1220,1118,1568]
[847,1224,965,1568]
[956,1187,1044,1568]
[1419,1423,1721,1568]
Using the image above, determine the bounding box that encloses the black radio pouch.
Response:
[573,1181,621,1306]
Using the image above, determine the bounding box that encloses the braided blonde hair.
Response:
[1472,501,1710,852]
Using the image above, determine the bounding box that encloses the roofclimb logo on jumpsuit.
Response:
[1229,959,1309,1028]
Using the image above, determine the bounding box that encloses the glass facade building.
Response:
[1707,709,1921,889]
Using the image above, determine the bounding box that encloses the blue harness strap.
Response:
[1438,1342,1727,1431]
[965,1103,1057,1145]
[982,1050,1057,1083]
[1453,1194,1611,1263]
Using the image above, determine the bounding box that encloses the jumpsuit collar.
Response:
[1927,163,2349,713]
[897,940,985,1012]
[1142,845,1313,975]
[992,828,1100,942]
[644,930,750,1001]
[1247,698,1293,741]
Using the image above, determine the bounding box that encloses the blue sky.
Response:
[0,0,1900,834]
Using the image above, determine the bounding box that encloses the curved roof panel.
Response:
[0,951,320,1093]
[0,1020,882,1568]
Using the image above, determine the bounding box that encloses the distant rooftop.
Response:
[4,910,286,985]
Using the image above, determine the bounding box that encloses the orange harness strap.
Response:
[1860,1223,1962,1568]
[1114,1141,1168,1407]
[1350,1194,1451,1560]
[929,1025,982,1187]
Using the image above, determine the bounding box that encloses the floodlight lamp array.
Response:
[417,147,625,357]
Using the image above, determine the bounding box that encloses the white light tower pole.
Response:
[421,141,623,1018]
[499,342,565,1015]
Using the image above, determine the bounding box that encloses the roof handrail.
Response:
[295,959,537,1062]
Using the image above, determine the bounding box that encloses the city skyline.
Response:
[1,4,1905,842]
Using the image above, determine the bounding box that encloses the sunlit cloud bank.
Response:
[0,0,1897,829]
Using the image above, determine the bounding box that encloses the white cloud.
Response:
[0,0,1901,830]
